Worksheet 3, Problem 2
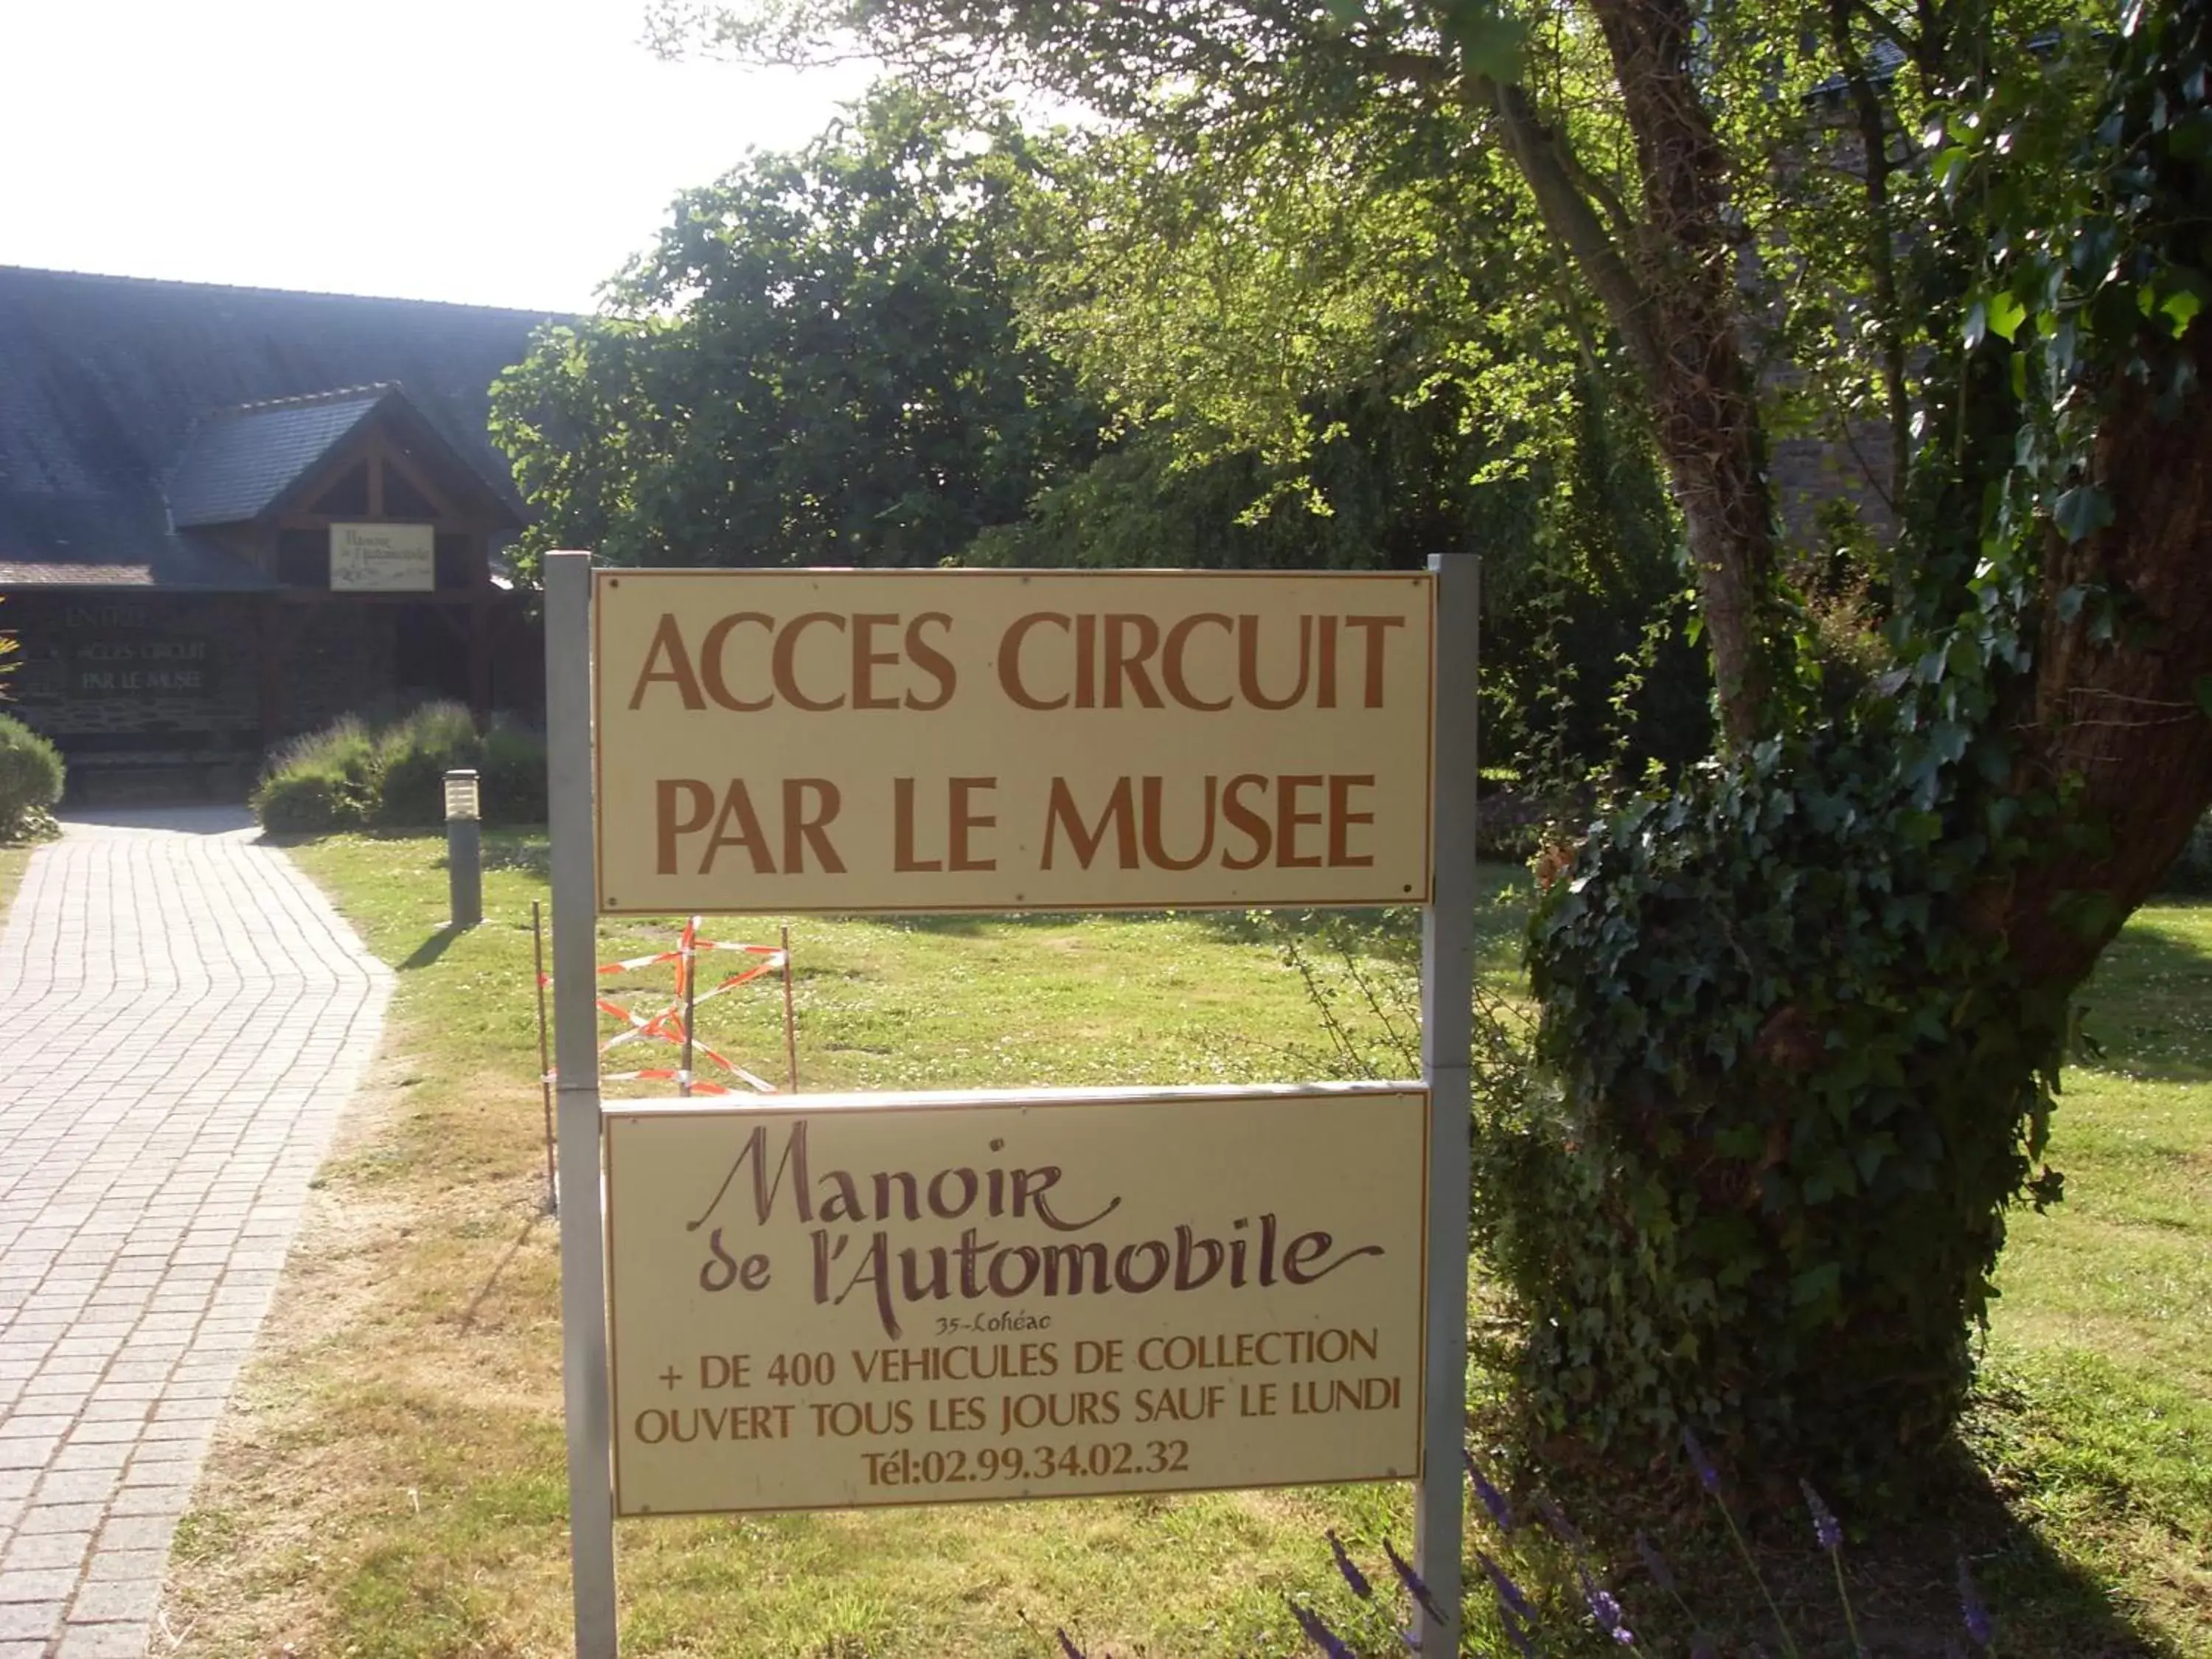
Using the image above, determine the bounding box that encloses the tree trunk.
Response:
[2001,321,2212,989]
[1498,0,1781,750]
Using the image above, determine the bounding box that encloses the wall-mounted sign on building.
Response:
[604,1083,1428,1517]
[594,569,1437,914]
[69,635,214,698]
[330,522,434,592]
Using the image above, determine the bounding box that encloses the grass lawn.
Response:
[1965,899,2212,1647]
[0,841,36,915]
[166,830,2210,1658]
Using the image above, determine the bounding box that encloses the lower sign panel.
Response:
[605,1083,1429,1516]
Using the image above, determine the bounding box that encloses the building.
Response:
[0,265,557,800]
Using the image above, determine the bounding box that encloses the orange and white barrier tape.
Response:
[542,916,789,1095]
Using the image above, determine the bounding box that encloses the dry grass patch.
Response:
[0,842,35,916]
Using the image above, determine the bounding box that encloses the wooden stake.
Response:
[680,917,698,1098]
[782,923,799,1092]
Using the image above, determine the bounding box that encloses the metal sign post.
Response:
[546,551,619,1658]
[1416,551,1478,1655]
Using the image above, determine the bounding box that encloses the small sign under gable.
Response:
[330,522,434,591]
[604,1083,1429,1517]
[593,568,1437,913]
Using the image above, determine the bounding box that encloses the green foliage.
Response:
[644,0,2211,1483]
[373,703,484,829]
[491,86,1096,576]
[254,717,382,832]
[1506,5,2212,1482]
[989,35,1705,769]
[1509,728,2067,1479]
[1961,0,2212,566]
[254,770,354,837]
[480,718,549,828]
[0,596,20,694]
[0,714,65,840]
[253,707,548,833]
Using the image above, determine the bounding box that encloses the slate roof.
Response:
[167,386,389,529]
[0,266,558,588]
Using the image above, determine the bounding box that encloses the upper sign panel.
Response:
[330,523,434,591]
[594,569,1436,914]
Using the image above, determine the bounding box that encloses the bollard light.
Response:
[444,768,481,821]
[445,767,483,929]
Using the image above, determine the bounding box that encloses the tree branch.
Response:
[1826,0,1913,507]
[1473,74,1665,386]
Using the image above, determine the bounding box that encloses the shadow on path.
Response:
[60,804,256,836]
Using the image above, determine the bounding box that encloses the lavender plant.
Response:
[1054,1441,2004,1656]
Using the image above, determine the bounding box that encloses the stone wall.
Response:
[273,599,400,737]
[3,588,542,803]
[7,592,258,739]
[4,591,265,803]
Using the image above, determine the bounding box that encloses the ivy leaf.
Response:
[2160,285,2203,336]
[1985,290,2029,342]
[1791,1262,1843,1307]
[2052,486,2115,542]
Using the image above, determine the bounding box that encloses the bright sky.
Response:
[0,0,874,314]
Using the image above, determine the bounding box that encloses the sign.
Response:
[330,522,434,591]
[68,635,213,698]
[604,1083,1428,1517]
[592,568,1436,914]
[542,552,1478,1655]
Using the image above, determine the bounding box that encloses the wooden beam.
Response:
[380,434,463,522]
[258,592,285,746]
[273,588,481,608]
[273,511,450,532]
[469,593,492,726]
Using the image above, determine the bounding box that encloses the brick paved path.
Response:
[0,810,392,1657]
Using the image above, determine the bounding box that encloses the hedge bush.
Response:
[373,703,484,827]
[254,770,351,835]
[252,704,548,832]
[481,717,550,827]
[0,716,65,839]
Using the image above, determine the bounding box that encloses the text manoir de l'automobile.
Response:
[686,1119,1389,1343]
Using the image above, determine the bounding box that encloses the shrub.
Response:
[253,705,551,834]
[259,717,380,826]
[372,702,484,827]
[0,716,64,838]
[481,717,549,827]
[254,769,350,835]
